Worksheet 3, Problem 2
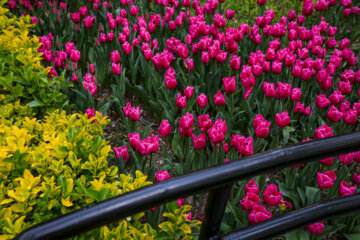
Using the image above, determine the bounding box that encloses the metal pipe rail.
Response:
[223,193,360,240]
[15,131,360,240]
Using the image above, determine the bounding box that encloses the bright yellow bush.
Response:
[0,0,70,116]
[0,0,43,70]
[0,108,153,239]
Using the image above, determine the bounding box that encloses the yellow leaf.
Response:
[14,216,26,231]
[61,196,73,207]
[0,199,13,205]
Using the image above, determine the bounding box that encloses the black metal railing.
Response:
[15,131,360,240]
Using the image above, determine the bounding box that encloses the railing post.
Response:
[199,184,232,240]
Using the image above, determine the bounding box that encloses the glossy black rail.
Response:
[15,131,360,240]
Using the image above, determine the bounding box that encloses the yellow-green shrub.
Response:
[0,108,154,239]
[157,202,201,240]
[0,1,71,116]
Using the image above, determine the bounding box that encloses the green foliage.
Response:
[225,0,299,25]
[157,202,201,240]
[0,108,154,239]
[0,3,71,116]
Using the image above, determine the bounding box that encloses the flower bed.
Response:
[2,0,360,238]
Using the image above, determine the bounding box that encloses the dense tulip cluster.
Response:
[240,180,291,224]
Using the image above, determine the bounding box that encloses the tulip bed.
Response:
[2,0,360,239]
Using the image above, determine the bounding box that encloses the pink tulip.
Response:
[230,55,241,70]
[275,111,290,128]
[155,170,171,182]
[245,179,260,194]
[317,171,336,188]
[222,77,236,94]
[70,50,80,62]
[344,109,358,125]
[290,88,301,102]
[329,90,345,105]
[83,15,95,29]
[225,9,235,19]
[339,181,357,196]
[192,134,206,150]
[183,86,194,99]
[339,153,354,165]
[275,82,292,99]
[315,94,331,109]
[262,81,275,98]
[327,105,343,123]
[208,119,227,144]
[314,124,333,139]
[179,112,194,130]
[71,73,79,82]
[231,135,253,156]
[263,184,282,206]
[240,192,260,211]
[122,41,132,55]
[128,132,141,149]
[113,146,129,162]
[352,173,360,185]
[198,115,213,132]
[130,5,139,16]
[196,93,208,108]
[248,205,272,224]
[89,64,95,74]
[176,94,187,109]
[320,157,334,166]
[255,120,271,138]
[307,221,325,235]
[214,90,225,106]
[159,120,172,137]
[111,63,121,75]
[201,51,210,64]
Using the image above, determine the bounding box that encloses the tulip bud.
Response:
[263,184,282,206]
[179,112,194,130]
[196,93,208,108]
[214,90,225,106]
[122,41,132,55]
[339,181,357,196]
[339,153,354,165]
[155,170,171,182]
[230,55,241,70]
[183,86,194,99]
[89,64,96,74]
[248,205,272,224]
[275,82,292,99]
[70,50,80,62]
[290,88,301,102]
[71,73,79,82]
[317,171,336,188]
[257,0,267,5]
[240,192,260,211]
[113,146,129,162]
[111,63,121,75]
[327,105,343,123]
[192,134,206,150]
[198,114,212,132]
[352,172,360,185]
[83,15,95,29]
[262,81,275,98]
[201,51,210,64]
[222,77,236,94]
[159,120,172,137]
[129,106,140,121]
[307,221,325,235]
[275,111,290,128]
